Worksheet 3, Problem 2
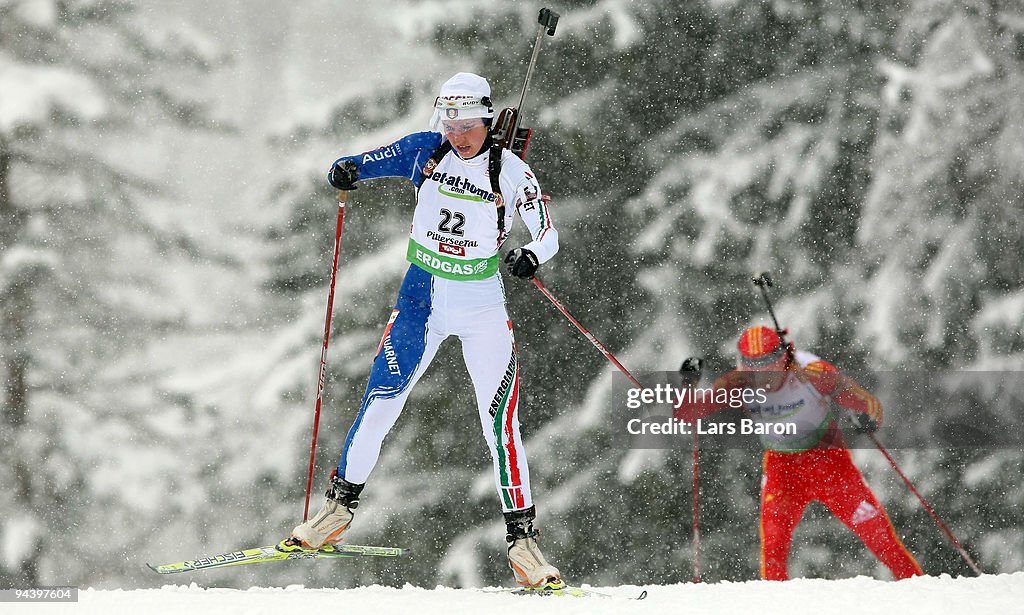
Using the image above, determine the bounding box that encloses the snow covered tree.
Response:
[0,0,221,586]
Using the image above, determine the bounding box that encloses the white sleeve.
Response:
[512,171,559,264]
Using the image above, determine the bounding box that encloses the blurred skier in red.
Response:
[675,325,923,580]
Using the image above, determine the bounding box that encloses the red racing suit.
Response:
[674,350,923,580]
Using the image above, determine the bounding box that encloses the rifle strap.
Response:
[421,140,452,178]
[488,141,506,236]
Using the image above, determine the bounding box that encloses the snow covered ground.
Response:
[11,572,1024,615]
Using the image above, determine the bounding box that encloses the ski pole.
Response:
[692,429,701,583]
[868,433,984,576]
[534,276,705,580]
[530,276,642,389]
[679,357,704,583]
[303,190,349,521]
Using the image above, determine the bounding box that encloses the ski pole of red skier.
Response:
[530,277,643,389]
[692,429,701,583]
[303,190,349,521]
[679,356,704,582]
[868,433,983,576]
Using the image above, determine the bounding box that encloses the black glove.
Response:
[504,248,539,279]
[328,160,359,190]
[854,413,878,434]
[679,357,704,387]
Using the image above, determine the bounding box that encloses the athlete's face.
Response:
[740,355,789,391]
[443,118,489,158]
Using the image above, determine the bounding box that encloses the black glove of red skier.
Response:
[504,248,539,279]
[328,160,359,190]
[853,413,878,434]
[679,357,703,387]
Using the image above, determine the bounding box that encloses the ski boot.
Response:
[504,506,564,589]
[279,474,363,552]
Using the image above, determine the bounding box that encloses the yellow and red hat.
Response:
[737,326,788,369]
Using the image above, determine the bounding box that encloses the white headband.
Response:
[428,73,494,132]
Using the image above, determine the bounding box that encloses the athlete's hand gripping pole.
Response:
[303,190,349,521]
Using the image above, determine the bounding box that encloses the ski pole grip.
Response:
[338,190,348,205]
[539,8,559,35]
